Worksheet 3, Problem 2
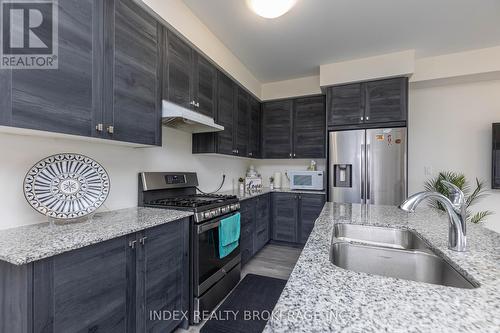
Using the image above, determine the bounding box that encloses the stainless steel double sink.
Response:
[330,224,477,289]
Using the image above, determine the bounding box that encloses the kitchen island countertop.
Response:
[264,202,500,332]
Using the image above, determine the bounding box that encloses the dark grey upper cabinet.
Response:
[105,0,162,146]
[193,53,217,118]
[262,100,293,159]
[327,77,408,129]
[0,70,10,126]
[271,193,298,243]
[141,219,189,332]
[493,123,500,189]
[249,96,261,158]
[326,83,364,127]
[216,72,236,155]
[0,0,162,146]
[235,87,250,157]
[298,194,326,244]
[192,73,260,158]
[164,30,218,117]
[364,77,408,124]
[3,0,97,137]
[293,96,326,159]
[262,96,325,159]
[164,30,193,109]
[32,237,129,333]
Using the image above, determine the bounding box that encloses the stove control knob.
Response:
[204,212,211,219]
[210,211,217,218]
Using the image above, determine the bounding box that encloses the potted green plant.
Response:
[269,176,275,190]
[424,171,493,223]
[238,177,245,193]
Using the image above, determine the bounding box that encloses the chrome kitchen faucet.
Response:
[400,181,467,252]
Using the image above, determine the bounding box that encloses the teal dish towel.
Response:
[218,213,241,259]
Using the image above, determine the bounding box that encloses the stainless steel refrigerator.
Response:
[328,128,407,205]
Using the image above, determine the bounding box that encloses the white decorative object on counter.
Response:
[307,160,317,171]
[245,176,262,193]
[246,165,258,177]
[273,172,282,189]
[23,153,110,223]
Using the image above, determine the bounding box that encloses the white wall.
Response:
[320,50,415,87]
[261,76,321,101]
[0,129,250,230]
[408,79,500,233]
[411,46,500,83]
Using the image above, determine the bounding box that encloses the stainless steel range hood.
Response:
[161,100,224,133]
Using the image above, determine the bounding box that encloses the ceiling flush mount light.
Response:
[246,0,297,19]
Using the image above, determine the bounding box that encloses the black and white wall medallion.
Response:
[23,153,110,223]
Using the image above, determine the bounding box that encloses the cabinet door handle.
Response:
[129,240,137,249]
[107,125,114,134]
[289,153,292,158]
[293,153,296,157]
[365,116,370,120]
[139,237,148,246]
[95,123,103,132]
[196,102,200,108]
[360,116,364,121]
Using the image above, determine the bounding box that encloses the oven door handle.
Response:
[198,220,220,234]
[197,212,239,234]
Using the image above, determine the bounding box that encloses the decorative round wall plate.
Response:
[23,153,110,221]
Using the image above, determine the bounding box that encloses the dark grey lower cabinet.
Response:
[240,194,271,266]
[140,219,190,333]
[32,237,129,333]
[298,194,326,244]
[271,192,325,245]
[0,218,189,333]
[271,193,299,242]
[240,199,256,265]
[254,194,271,252]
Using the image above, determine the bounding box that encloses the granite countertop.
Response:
[0,207,193,265]
[264,203,500,332]
[219,187,326,201]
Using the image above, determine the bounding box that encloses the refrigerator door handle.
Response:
[366,143,371,201]
[360,144,365,201]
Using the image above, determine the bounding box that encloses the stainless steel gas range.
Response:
[138,172,241,324]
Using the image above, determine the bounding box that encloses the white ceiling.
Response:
[183,0,500,83]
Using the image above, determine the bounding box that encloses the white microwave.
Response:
[289,171,324,191]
